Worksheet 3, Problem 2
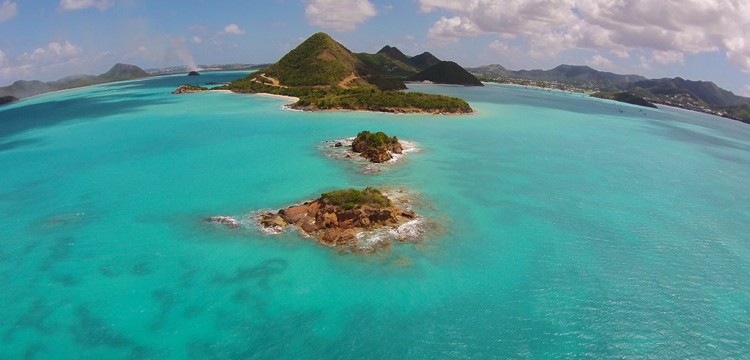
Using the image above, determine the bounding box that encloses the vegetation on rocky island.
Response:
[351,131,403,163]
[255,187,418,251]
[172,84,209,94]
[223,79,472,114]
[320,187,392,210]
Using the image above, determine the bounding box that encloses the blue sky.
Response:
[1,0,749,95]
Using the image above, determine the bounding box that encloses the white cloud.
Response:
[192,36,202,44]
[59,0,113,11]
[651,50,684,65]
[488,40,509,53]
[305,0,377,31]
[222,24,245,35]
[0,40,84,82]
[610,49,629,59]
[420,0,750,72]
[19,41,82,63]
[428,16,483,41]
[0,1,17,22]
[586,54,619,72]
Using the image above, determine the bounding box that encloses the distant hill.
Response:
[0,63,150,100]
[591,92,657,108]
[376,46,440,71]
[356,51,418,79]
[469,62,750,122]
[355,46,443,81]
[100,63,149,80]
[469,64,646,90]
[0,95,18,106]
[410,61,483,86]
[629,77,750,107]
[376,45,412,65]
[410,52,442,70]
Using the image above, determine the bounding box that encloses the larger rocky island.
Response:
[218,32,475,114]
[257,187,419,252]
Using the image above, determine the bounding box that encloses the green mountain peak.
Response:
[255,32,369,87]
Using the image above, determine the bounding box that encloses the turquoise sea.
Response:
[1,72,749,359]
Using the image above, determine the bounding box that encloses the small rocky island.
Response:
[257,187,418,252]
[187,71,200,76]
[172,84,208,94]
[351,131,403,163]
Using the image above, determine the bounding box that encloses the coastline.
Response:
[255,93,300,103]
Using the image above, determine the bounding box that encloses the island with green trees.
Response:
[351,131,403,163]
[217,32,475,114]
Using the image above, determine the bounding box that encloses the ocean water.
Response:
[1,72,749,359]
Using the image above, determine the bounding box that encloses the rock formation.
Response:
[172,84,208,94]
[207,216,240,228]
[257,187,417,252]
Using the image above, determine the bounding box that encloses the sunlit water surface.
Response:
[1,72,749,358]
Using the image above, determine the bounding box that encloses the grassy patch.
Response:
[320,187,391,210]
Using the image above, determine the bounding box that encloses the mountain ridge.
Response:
[410,61,484,86]
[469,63,750,122]
[0,63,150,100]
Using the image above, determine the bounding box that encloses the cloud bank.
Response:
[222,24,245,35]
[59,0,114,11]
[0,1,17,22]
[420,0,750,72]
[305,0,377,31]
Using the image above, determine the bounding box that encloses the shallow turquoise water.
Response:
[1,72,749,359]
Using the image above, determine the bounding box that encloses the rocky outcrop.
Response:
[257,188,417,252]
[207,216,240,228]
[187,71,200,76]
[351,131,403,163]
[172,84,208,94]
[0,95,18,106]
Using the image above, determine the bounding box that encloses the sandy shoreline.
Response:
[255,93,300,103]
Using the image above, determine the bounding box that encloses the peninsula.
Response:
[257,187,418,252]
[219,32,474,114]
[469,64,750,123]
[0,63,150,102]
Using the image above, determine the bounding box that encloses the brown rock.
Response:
[300,217,319,233]
[260,215,287,229]
[280,205,308,224]
[322,212,338,228]
[255,189,419,252]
